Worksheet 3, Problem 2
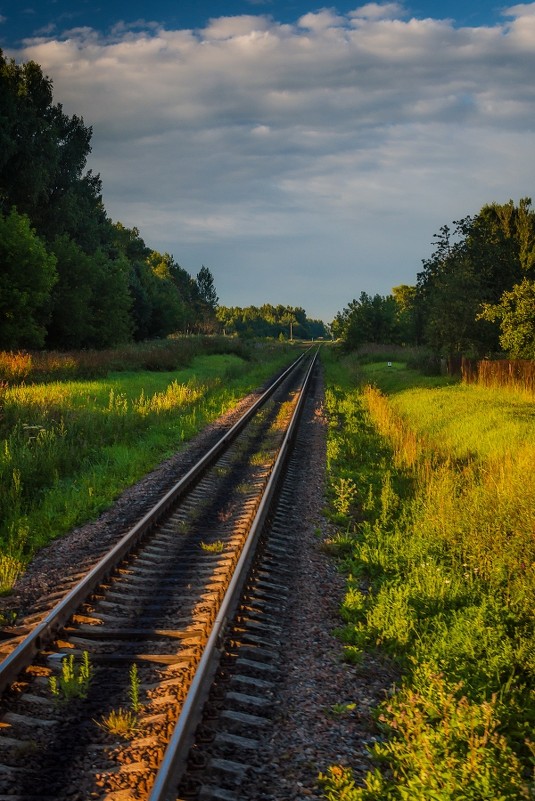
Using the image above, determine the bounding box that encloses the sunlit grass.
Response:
[318,348,534,801]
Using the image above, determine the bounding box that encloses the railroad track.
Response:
[0,348,319,801]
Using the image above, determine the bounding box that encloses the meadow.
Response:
[319,349,534,801]
[0,339,296,594]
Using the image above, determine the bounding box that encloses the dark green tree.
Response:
[46,235,95,349]
[195,265,219,333]
[0,208,57,348]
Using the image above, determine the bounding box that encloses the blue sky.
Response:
[1,2,534,322]
[0,2,505,45]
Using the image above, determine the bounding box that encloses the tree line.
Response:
[0,50,219,351]
[332,198,535,359]
[216,304,327,340]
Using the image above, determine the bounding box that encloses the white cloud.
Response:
[8,3,535,320]
[351,3,406,21]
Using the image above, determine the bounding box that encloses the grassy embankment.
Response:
[319,349,534,801]
[0,338,297,597]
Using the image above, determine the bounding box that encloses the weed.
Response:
[341,645,364,665]
[129,663,141,713]
[318,765,360,800]
[320,531,358,556]
[330,701,357,716]
[96,662,143,739]
[332,477,358,517]
[97,707,139,739]
[49,651,92,701]
[200,540,225,553]
[0,554,24,595]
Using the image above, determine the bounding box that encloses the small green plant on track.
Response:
[330,701,357,716]
[129,662,141,713]
[49,651,92,701]
[97,663,142,739]
[200,540,225,553]
[97,707,139,739]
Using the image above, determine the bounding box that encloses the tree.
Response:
[0,208,57,348]
[196,266,218,309]
[392,284,421,345]
[416,201,532,356]
[332,292,401,349]
[0,51,104,248]
[195,265,219,333]
[46,235,95,349]
[478,278,535,359]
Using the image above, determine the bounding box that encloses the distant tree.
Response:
[147,251,192,336]
[332,292,401,349]
[216,304,326,339]
[195,265,219,332]
[196,265,219,309]
[0,208,57,348]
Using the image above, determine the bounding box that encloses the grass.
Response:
[0,342,297,590]
[318,348,534,801]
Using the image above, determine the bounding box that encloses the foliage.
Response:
[478,278,535,359]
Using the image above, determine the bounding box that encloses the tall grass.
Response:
[319,349,534,801]
[463,357,535,396]
[0,344,295,591]
[0,336,253,383]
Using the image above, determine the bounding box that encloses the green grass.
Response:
[318,349,534,801]
[0,346,296,587]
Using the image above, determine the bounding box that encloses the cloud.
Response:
[8,3,535,320]
[351,3,406,21]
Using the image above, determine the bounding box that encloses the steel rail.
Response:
[0,350,309,696]
[147,347,319,801]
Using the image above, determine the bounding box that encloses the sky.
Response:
[1,1,534,323]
